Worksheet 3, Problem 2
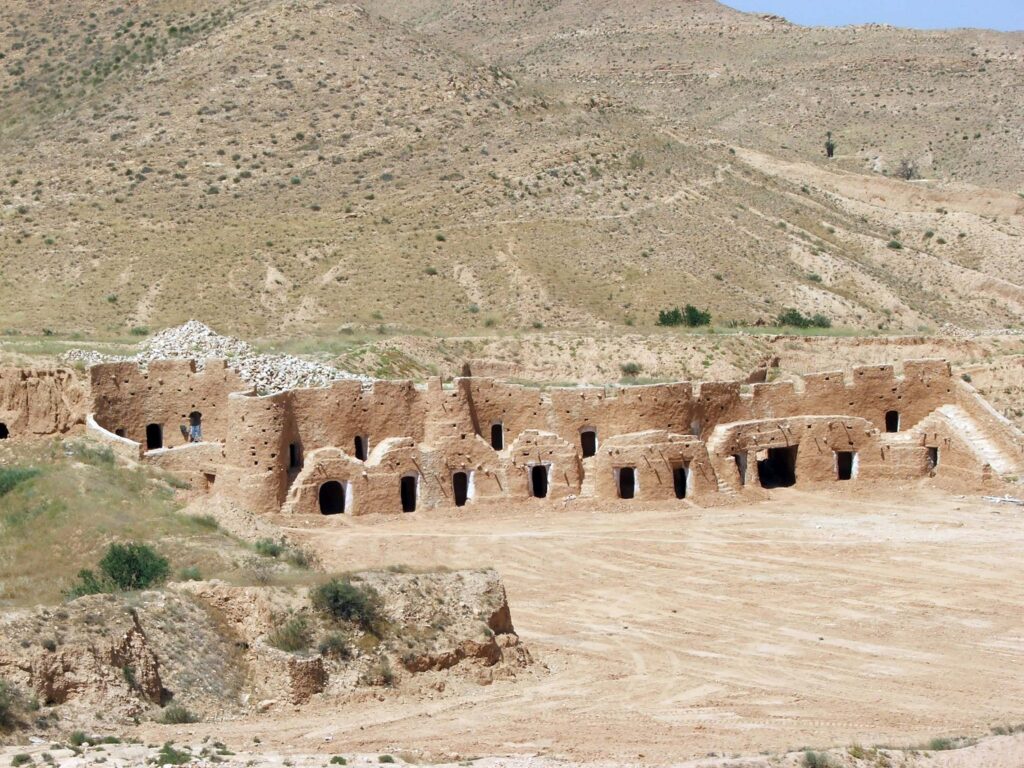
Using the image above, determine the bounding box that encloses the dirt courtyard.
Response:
[187,488,1024,761]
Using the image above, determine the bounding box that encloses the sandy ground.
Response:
[130,486,1024,763]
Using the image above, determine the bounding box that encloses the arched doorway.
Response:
[617,466,637,499]
[145,423,163,450]
[885,410,900,433]
[529,464,549,498]
[188,411,202,442]
[354,435,368,461]
[490,423,504,451]
[672,464,688,499]
[580,429,598,458]
[319,481,346,515]
[452,471,470,507]
[400,475,418,513]
[0,423,8,440]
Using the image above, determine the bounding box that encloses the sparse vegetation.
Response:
[311,578,384,634]
[157,704,199,725]
[267,615,312,653]
[657,305,711,328]
[802,750,833,768]
[619,362,642,378]
[776,308,832,329]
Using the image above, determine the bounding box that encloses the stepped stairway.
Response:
[932,404,1024,476]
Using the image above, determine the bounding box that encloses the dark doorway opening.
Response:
[927,446,939,470]
[354,435,367,461]
[400,475,417,513]
[529,465,549,498]
[757,446,797,488]
[145,423,163,450]
[836,451,855,481]
[289,443,302,470]
[188,411,202,442]
[617,466,637,499]
[580,429,597,458]
[114,428,125,438]
[319,481,345,515]
[452,472,470,507]
[0,423,9,439]
[673,464,689,499]
[885,410,900,433]
[490,423,504,451]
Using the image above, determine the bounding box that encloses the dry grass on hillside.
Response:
[0,0,1021,337]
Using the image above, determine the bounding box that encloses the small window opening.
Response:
[114,428,125,438]
[289,442,302,470]
[145,423,163,450]
[581,429,598,458]
[836,451,856,481]
[490,422,504,451]
[617,466,637,499]
[926,446,939,470]
[757,446,798,488]
[354,435,368,461]
[452,471,470,507]
[529,464,549,499]
[885,410,900,433]
[733,453,747,486]
[400,474,418,513]
[319,480,346,515]
[673,463,689,499]
[188,411,202,443]
[204,472,216,486]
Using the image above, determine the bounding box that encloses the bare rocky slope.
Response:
[0,0,1022,337]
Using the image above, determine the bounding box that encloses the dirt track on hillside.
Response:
[163,488,1024,762]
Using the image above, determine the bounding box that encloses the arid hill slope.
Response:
[0,0,1021,337]
[367,0,1024,188]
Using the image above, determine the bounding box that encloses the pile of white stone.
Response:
[62,321,371,394]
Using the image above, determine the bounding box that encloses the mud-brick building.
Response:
[66,358,1023,516]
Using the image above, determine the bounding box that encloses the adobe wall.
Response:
[90,360,246,448]
[0,367,85,437]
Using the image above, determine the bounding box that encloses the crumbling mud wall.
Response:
[90,359,246,449]
[0,367,85,438]
[0,356,1009,515]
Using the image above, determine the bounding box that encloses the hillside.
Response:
[0,0,1022,338]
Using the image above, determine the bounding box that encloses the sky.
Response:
[723,1,1024,31]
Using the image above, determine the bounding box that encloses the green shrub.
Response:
[0,467,40,497]
[0,679,21,728]
[330,757,348,765]
[802,751,832,768]
[65,543,170,598]
[156,743,192,765]
[254,539,284,558]
[267,616,312,653]
[619,362,642,378]
[68,731,88,747]
[379,756,395,764]
[11,754,31,766]
[311,578,383,634]
[776,308,831,329]
[157,705,198,725]
[656,304,711,327]
[887,239,903,250]
[129,326,149,336]
[178,566,202,581]
[99,543,169,590]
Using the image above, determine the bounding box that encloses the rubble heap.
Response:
[62,321,371,394]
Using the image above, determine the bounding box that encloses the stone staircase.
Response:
[579,457,597,497]
[934,404,1023,476]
